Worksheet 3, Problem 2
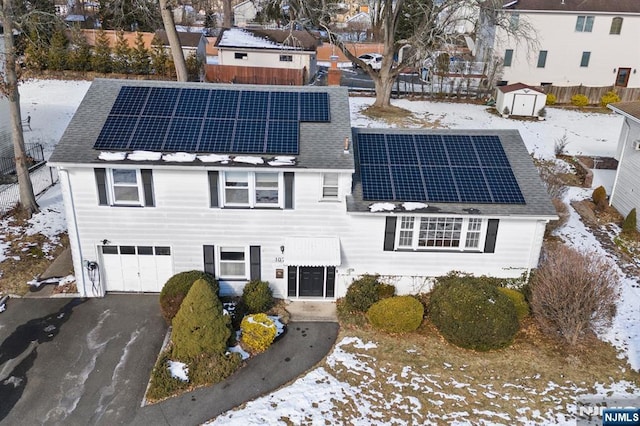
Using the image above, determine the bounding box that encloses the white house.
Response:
[233,0,258,27]
[476,0,640,88]
[49,79,557,299]
[608,101,640,230]
[495,83,547,118]
[215,27,318,82]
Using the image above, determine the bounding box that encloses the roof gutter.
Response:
[608,104,640,125]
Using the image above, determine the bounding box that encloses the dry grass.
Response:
[322,319,639,423]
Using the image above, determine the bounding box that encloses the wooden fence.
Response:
[205,65,304,86]
[546,85,640,104]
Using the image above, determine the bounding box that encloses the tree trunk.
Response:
[372,73,394,108]
[159,0,188,82]
[2,0,39,216]
[222,0,232,28]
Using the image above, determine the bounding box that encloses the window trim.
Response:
[221,171,283,208]
[109,168,143,206]
[321,173,340,201]
[610,16,623,35]
[395,216,486,252]
[218,246,248,280]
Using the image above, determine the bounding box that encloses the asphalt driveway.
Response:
[0,295,167,425]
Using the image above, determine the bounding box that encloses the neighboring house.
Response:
[214,27,318,83]
[476,0,640,88]
[49,79,556,299]
[233,0,258,26]
[155,30,207,61]
[608,101,640,230]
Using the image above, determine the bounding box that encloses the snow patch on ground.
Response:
[168,360,189,382]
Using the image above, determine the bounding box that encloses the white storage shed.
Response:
[496,83,547,118]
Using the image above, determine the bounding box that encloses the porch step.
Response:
[286,301,338,322]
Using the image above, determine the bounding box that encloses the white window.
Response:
[219,247,247,279]
[397,216,485,251]
[222,171,281,208]
[322,173,339,200]
[110,169,142,205]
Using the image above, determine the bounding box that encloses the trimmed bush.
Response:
[502,106,510,116]
[378,283,396,299]
[242,280,274,313]
[171,278,232,360]
[160,271,218,324]
[546,93,557,105]
[600,91,621,107]
[592,185,607,210]
[366,296,424,333]
[429,277,519,351]
[571,94,589,107]
[344,274,382,312]
[622,208,637,235]
[241,313,277,353]
[497,287,530,321]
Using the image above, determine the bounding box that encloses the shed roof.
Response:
[608,101,640,123]
[49,79,354,171]
[497,83,545,94]
[216,27,318,51]
[155,30,203,48]
[347,128,557,218]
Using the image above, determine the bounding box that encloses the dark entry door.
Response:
[299,267,324,297]
[615,67,631,87]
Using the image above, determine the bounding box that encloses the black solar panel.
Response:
[355,132,525,204]
[94,86,331,155]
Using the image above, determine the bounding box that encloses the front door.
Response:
[615,68,631,87]
[299,267,324,297]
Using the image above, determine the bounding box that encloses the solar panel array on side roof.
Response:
[355,133,525,204]
[94,86,331,155]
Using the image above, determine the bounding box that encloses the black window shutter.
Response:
[203,245,215,276]
[94,168,108,205]
[484,219,500,253]
[326,266,336,298]
[383,217,397,251]
[284,172,294,209]
[208,171,219,207]
[141,169,155,207]
[287,266,297,297]
[249,246,261,281]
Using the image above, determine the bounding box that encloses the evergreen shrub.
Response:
[429,276,519,351]
[241,313,277,353]
[171,279,231,360]
[497,287,530,321]
[546,93,557,105]
[366,296,424,333]
[571,94,589,107]
[344,274,384,312]
[242,280,274,313]
[592,185,607,210]
[159,270,218,324]
[622,208,637,235]
[600,91,621,107]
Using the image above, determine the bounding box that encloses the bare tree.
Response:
[158,0,188,81]
[222,0,232,28]
[1,0,39,216]
[268,0,537,110]
[530,244,619,346]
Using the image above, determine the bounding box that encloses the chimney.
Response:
[328,54,342,86]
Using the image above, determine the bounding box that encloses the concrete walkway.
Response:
[286,301,338,322]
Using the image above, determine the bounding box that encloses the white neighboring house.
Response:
[215,27,318,81]
[233,0,258,27]
[49,79,557,299]
[608,101,640,230]
[476,0,640,88]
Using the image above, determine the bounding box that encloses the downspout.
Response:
[60,168,88,297]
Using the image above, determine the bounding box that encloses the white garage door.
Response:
[511,94,537,116]
[100,245,173,292]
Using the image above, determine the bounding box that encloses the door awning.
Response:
[283,236,341,267]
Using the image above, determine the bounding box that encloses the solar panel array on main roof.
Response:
[355,133,525,204]
[93,86,331,155]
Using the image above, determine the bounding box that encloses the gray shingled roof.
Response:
[504,0,640,13]
[609,101,640,123]
[347,128,557,218]
[49,79,354,171]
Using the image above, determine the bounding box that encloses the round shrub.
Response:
[377,283,396,299]
[241,313,277,353]
[496,287,530,321]
[592,185,607,210]
[160,271,218,324]
[366,296,424,333]
[242,280,274,313]
[429,279,519,351]
[344,274,382,312]
[600,90,620,107]
[546,93,557,105]
[623,208,637,235]
[571,94,589,107]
